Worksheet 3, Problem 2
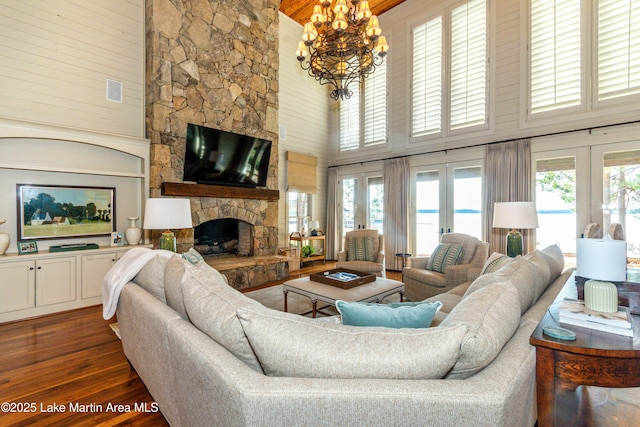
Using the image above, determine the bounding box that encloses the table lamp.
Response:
[310,220,320,236]
[143,198,192,252]
[492,201,539,257]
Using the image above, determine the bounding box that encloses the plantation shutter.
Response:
[412,16,442,137]
[598,0,640,101]
[339,79,360,151]
[450,0,487,129]
[364,61,387,146]
[286,151,317,194]
[530,0,582,114]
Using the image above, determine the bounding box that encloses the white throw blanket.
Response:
[102,247,174,319]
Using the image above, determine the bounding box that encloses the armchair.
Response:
[403,233,489,301]
[336,229,385,277]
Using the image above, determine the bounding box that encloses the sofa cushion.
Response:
[237,305,468,379]
[464,257,539,314]
[336,300,442,328]
[540,244,565,281]
[180,265,263,373]
[133,255,168,303]
[480,252,513,275]
[523,250,552,302]
[403,267,447,288]
[427,243,463,273]
[441,281,521,379]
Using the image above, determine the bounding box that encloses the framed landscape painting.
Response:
[17,184,116,240]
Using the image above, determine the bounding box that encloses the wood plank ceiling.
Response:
[280,0,407,26]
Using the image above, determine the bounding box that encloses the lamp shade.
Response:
[143,198,192,230]
[492,202,539,229]
[576,238,627,282]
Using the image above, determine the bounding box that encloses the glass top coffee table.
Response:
[283,275,405,318]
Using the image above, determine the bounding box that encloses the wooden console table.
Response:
[289,235,326,267]
[530,272,640,426]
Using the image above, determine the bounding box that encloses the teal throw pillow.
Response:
[336,300,443,329]
[427,243,463,273]
[346,236,368,261]
[182,248,205,265]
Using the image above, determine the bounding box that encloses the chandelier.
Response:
[295,0,389,100]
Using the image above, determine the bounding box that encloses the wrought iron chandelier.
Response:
[295,0,389,100]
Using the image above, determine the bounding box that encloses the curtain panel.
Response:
[383,157,410,271]
[484,139,535,254]
[325,167,338,260]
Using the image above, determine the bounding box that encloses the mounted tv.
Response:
[183,123,272,188]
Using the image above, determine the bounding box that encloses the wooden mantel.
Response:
[161,182,279,200]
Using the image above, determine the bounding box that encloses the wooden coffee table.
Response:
[283,275,404,318]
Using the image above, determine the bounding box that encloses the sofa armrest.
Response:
[337,251,347,262]
[407,256,429,269]
[444,264,474,287]
[466,266,482,282]
[376,251,384,264]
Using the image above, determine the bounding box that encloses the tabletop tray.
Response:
[309,268,376,289]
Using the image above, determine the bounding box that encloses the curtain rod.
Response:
[328,119,640,169]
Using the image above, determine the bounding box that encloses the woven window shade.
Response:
[287,151,317,194]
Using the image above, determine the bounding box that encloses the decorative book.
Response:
[559,300,633,337]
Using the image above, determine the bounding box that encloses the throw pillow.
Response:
[181,248,205,265]
[365,236,376,262]
[336,300,442,328]
[346,236,367,261]
[427,243,463,273]
[237,305,468,379]
[441,281,521,379]
[540,244,564,281]
[523,250,552,302]
[480,252,513,275]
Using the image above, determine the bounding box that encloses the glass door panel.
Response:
[452,166,482,238]
[535,156,577,253]
[367,176,384,234]
[415,170,442,256]
[602,149,640,257]
[341,177,357,234]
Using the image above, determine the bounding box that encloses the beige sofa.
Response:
[116,245,569,427]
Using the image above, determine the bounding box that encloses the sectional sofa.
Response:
[114,245,569,426]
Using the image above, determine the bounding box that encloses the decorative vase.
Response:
[0,219,9,255]
[585,280,618,313]
[125,216,142,245]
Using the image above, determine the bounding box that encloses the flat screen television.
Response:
[183,123,272,188]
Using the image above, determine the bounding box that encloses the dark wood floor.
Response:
[0,261,366,426]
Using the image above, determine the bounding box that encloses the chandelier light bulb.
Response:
[336,61,347,76]
[296,41,308,59]
[333,0,349,14]
[357,1,372,21]
[332,11,348,31]
[303,22,318,43]
[311,5,326,26]
[320,0,331,8]
[374,36,389,56]
[366,15,382,39]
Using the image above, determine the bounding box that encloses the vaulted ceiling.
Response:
[279,0,407,26]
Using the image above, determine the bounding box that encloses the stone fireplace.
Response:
[144,0,284,290]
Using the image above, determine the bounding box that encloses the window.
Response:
[339,62,388,152]
[288,192,311,235]
[411,0,487,138]
[597,0,640,101]
[528,0,640,116]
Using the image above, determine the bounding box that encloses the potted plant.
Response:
[301,244,315,258]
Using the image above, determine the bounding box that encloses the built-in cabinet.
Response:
[0,246,140,323]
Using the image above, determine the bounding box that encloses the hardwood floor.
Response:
[0,262,400,426]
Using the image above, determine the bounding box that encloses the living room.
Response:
[1,0,639,425]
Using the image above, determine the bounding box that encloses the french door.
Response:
[410,160,483,256]
[339,171,384,239]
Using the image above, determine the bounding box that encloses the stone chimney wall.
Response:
[145,0,280,254]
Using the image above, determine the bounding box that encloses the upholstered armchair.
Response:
[336,229,385,277]
[403,233,489,301]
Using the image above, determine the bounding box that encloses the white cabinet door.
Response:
[81,252,116,299]
[35,257,77,306]
[0,261,36,313]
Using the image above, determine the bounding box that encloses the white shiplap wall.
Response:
[278,13,331,251]
[0,0,144,138]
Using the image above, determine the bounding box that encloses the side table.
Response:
[530,272,640,426]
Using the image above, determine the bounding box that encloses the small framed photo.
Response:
[17,240,38,254]
[111,232,124,247]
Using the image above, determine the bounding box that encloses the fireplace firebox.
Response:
[194,218,253,257]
